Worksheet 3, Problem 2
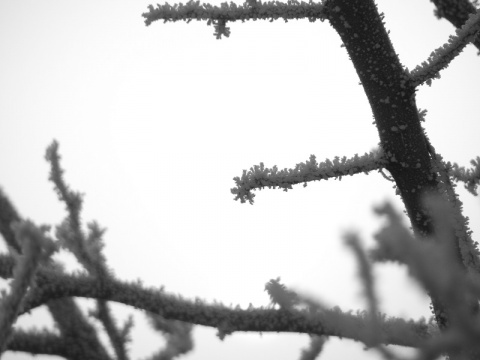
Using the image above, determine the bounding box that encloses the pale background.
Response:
[1,0,479,359]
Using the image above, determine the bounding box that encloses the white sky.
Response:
[1,1,479,359]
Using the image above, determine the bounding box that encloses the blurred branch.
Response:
[8,328,74,358]
[46,298,112,360]
[144,313,194,360]
[0,259,431,348]
[371,197,480,358]
[0,221,56,354]
[45,140,132,360]
[0,187,23,254]
[298,335,327,360]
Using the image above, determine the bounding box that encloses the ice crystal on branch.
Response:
[231,149,386,204]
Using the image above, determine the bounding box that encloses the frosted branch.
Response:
[0,259,432,348]
[408,8,480,87]
[231,149,387,204]
[142,0,327,38]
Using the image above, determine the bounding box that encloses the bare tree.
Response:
[0,0,480,359]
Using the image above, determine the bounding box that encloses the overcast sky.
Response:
[1,1,480,359]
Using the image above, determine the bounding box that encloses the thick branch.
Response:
[322,0,480,341]
[324,0,437,237]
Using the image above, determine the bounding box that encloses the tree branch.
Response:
[322,0,480,348]
[408,8,480,87]
[142,0,327,38]
[0,256,432,348]
[231,150,386,204]
[323,0,438,238]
